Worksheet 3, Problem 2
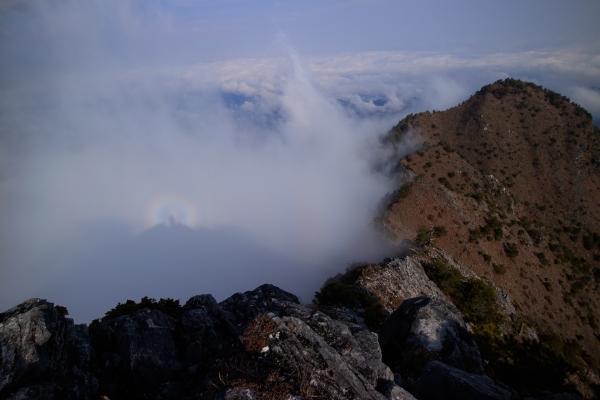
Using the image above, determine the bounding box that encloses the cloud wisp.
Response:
[0,40,402,322]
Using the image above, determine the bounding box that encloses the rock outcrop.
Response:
[354,257,445,313]
[0,285,418,399]
[91,308,179,398]
[0,299,96,399]
[197,286,413,399]
[378,296,485,388]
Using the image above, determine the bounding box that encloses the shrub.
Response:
[433,226,447,238]
[98,296,182,322]
[470,192,484,202]
[416,226,433,246]
[426,259,463,294]
[314,282,386,329]
[459,279,498,323]
[397,183,412,199]
[536,252,549,266]
[425,259,498,324]
[504,242,519,259]
[55,305,69,318]
[475,331,585,396]
[438,177,453,190]
[493,264,506,275]
[481,216,503,240]
[583,231,600,250]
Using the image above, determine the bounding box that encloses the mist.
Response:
[1,0,599,322]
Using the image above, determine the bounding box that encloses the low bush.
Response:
[314,282,386,330]
[503,242,519,259]
[397,183,412,199]
[493,263,506,275]
[89,296,182,332]
[475,331,590,397]
[425,259,498,324]
[469,192,484,202]
[433,225,447,238]
[583,231,600,250]
[416,226,432,246]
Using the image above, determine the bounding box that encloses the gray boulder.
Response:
[180,293,237,370]
[0,299,96,399]
[355,257,445,313]
[415,361,513,400]
[219,283,300,325]
[91,308,178,398]
[378,296,484,387]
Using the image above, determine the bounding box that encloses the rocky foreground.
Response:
[0,251,584,400]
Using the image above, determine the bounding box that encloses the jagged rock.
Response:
[378,296,484,382]
[91,308,178,398]
[494,286,516,315]
[84,284,399,398]
[208,288,397,399]
[318,306,369,330]
[355,257,445,313]
[219,283,300,325]
[279,302,394,387]
[415,361,513,400]
[0,299,96,399]
[180,293,237,369]
[265,312,388,399]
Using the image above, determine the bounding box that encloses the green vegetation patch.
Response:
[475,329,593,397]
[425,257,595,397]
[492,264,506,275]
[397,183,413,199]
[583,231,600,250]
[424,259,498,324]
[314,282,386,330]
[503,242,519,259]
[438,177,453,190]
[469,192,484,202]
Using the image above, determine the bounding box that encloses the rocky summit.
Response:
[1,79,599,399]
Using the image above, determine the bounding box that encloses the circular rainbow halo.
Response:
[145,193,199,229]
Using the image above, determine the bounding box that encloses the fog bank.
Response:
[1,0,599,322]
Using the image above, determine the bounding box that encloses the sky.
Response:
[1,0,599,322]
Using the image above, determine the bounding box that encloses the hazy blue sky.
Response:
[1,0,599,322]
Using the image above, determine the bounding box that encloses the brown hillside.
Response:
[379,79,600,381]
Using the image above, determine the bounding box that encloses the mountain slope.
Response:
[378,78,600,394]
